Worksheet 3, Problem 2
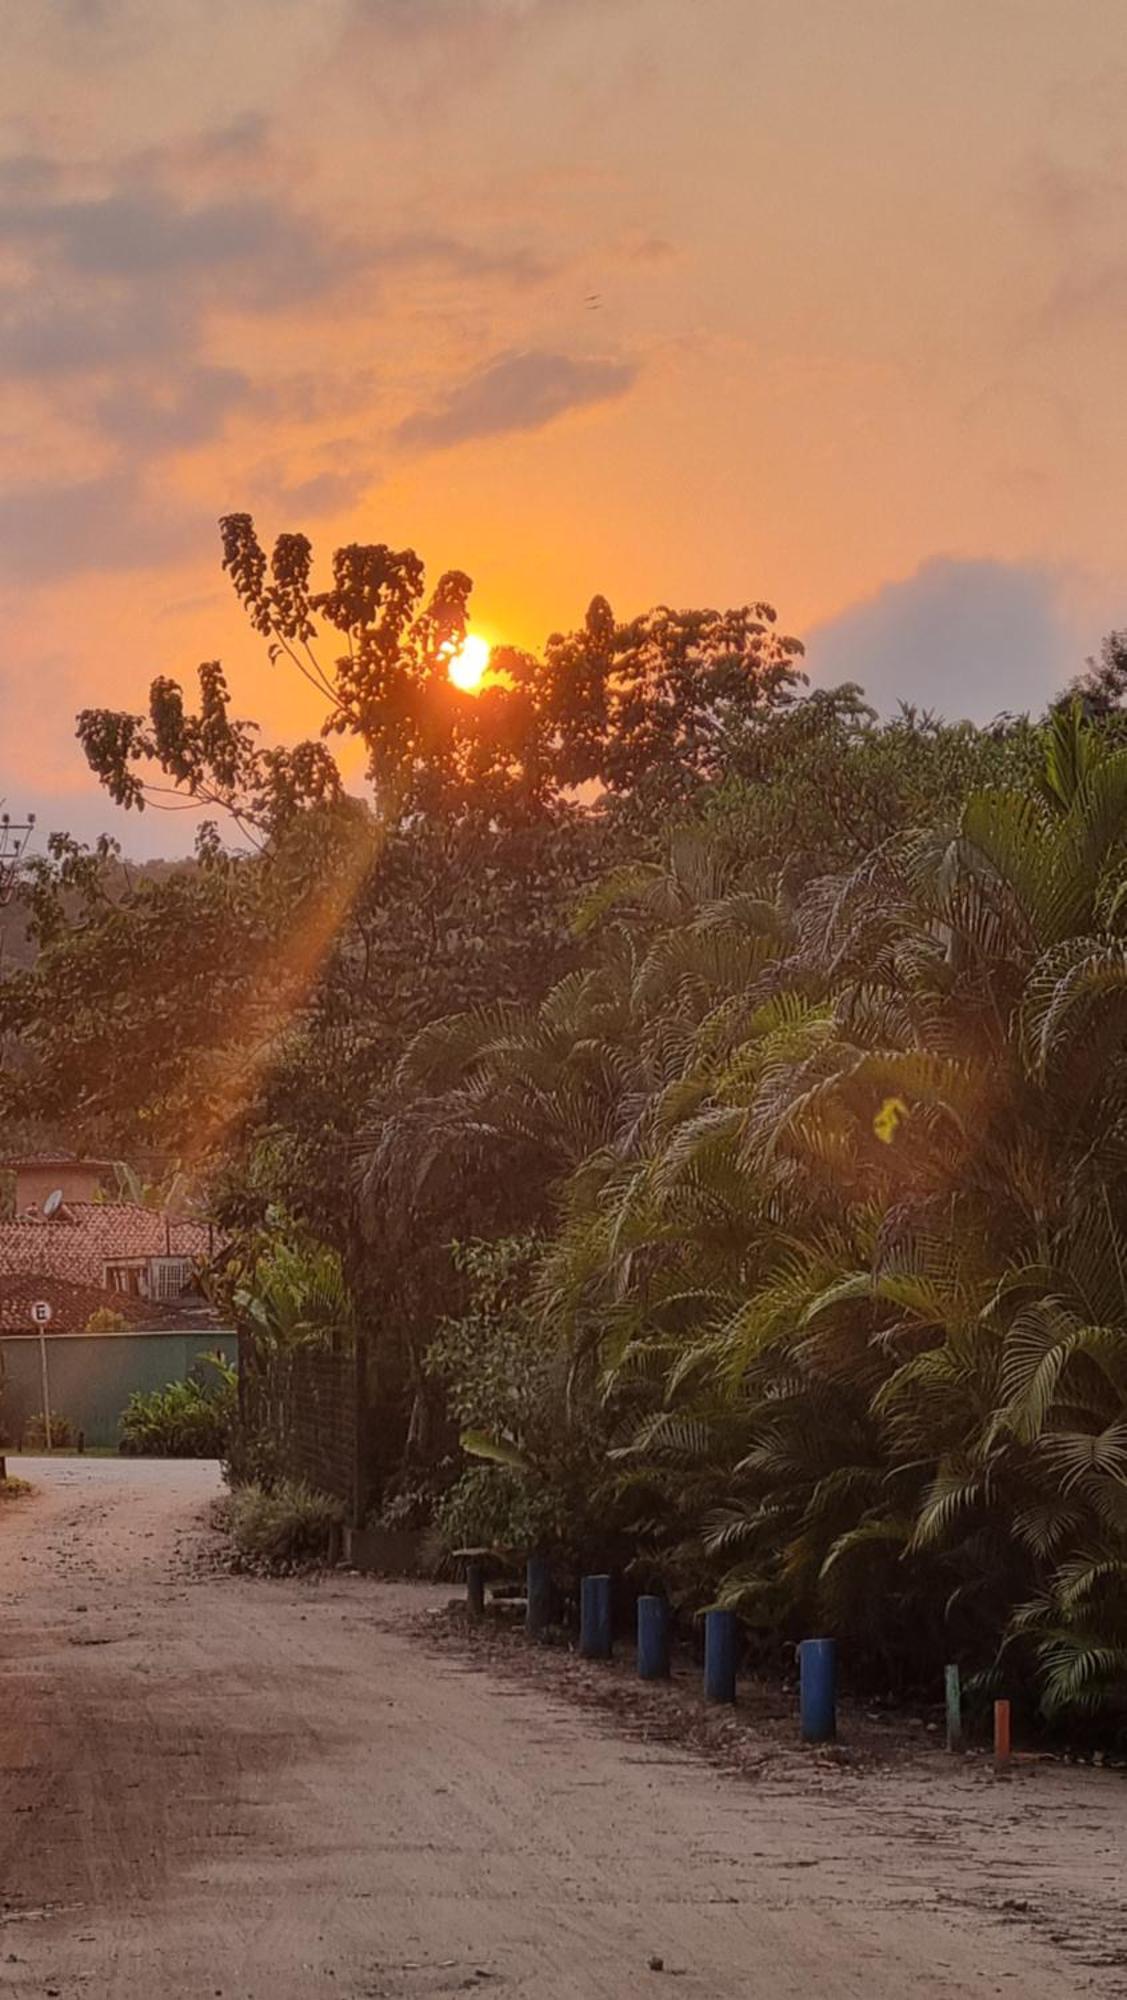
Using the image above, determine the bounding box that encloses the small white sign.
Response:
[31,1300,52,1326]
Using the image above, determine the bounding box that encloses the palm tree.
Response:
[361,708,1127,1717]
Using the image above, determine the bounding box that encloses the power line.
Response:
[0,809,35,909]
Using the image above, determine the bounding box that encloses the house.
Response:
[0,1157,234,1450]
[0,1277,205,1336]
[3,1154,116,1213]
[0,1197,218,1301]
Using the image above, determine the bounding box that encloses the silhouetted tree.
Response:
[78,515,805,840]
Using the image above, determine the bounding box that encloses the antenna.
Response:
[0,808,35,909]
[43,1188,64,1219]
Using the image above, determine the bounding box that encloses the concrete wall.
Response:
[13,1163,109,1211]
[0,1330,237,1449]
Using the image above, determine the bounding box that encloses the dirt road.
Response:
[1,1461,1124,1999]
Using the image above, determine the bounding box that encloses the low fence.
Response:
[0,1329,238,1451]
[237,1330,373,1525]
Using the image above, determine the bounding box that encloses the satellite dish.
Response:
[43,1188,64,1218]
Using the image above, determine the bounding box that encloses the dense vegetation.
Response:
[5,514,1127,1722]
[119,1354,237,1459]
[391,705,1127,1719]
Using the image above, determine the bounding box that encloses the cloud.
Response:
[0,161,551,394]
[0,471,210,582]
[239,429,382,518]
[0,154,63,197]
[1015,154,1108,240]
[340,0,637,99]
[1042,259,1127,334]
[0,178,356,393]
[353,0,575,31]
[140,112,272,179]
[97,365,253,450]
[805,558,1072,722]
[350,0,630,40]
[0,134,562,584]
[395,347,638,449]
[0,290,180,377]
[376,232,551,285]
[0,186,351,305]
[271,469,373,515]
[623,234,676,264]
[1012,149,1127,338]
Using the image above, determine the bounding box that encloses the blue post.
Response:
[637,1595,670,1680]
[526,1555,553,1634]
[703,1609,738,1703]
[580,1574,613,1658]
[799,1637,837,1742]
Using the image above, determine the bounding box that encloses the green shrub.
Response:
[85,1306,127,1333]
[426,1237,622,1572]
[224,1478,343,1568]
[221,1422,281,1491]
[119,1353,236,1458]
[23,1412,76,1450]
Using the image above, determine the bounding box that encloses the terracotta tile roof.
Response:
[0,1277,216,1336]
[0,1204,216,1288]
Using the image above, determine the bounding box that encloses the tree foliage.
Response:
[16,510,1127,1721]
[370,704,1127,1720]
[78,515,806,836]
[0,807,373,1157]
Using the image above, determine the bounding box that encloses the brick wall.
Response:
[237,1331,372,1524]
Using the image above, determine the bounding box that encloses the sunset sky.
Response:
[2,0,1127,853]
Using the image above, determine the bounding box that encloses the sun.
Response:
[446,633,491,693]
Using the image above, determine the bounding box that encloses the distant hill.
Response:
[0,856,197,973]
[0,897,32,971]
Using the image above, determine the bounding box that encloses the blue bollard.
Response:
[799,1637,837,1742]
[637,1594,670,1680]
[526,1555,553,1634]
[703,1608,738,1703]
[580,1574,613,1658]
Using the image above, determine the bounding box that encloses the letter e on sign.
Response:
[32,1301,52,1326]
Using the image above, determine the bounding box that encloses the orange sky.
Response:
[2,0,1127,851]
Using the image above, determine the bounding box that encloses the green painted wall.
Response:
[0,1331,237,1450]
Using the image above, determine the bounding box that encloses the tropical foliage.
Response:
[21,1412,77,1450]
[215,1218,356,1489]
[120,1354,237,1458]
[9,508,1127,1723]
[367,703,1127,1720]
[426,1236,622,1568]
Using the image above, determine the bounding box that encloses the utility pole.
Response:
[0,809,35,910]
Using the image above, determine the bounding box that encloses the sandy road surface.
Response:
[1,1461,1125,1999]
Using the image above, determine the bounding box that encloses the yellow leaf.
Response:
[874,1095,909,1144]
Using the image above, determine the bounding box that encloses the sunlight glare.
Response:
[446,633,491,693]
